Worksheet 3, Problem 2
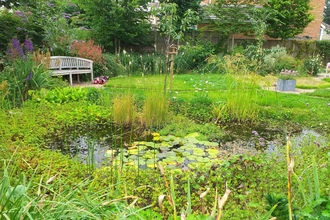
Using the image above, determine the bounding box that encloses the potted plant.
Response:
[277,70,297,91]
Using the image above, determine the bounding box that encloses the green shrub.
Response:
[175,41,215,73]
[303,55,322,76]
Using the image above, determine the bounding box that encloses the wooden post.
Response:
[169,45,177,91]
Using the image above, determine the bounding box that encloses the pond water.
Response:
[47,124,328,169]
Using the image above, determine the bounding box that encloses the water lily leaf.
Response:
[167,151,176,157]
[166,164,178,169]
[193,149,205,156]
[160,142,170,147]
[145,142,155,147]
[105,149,116,157]
[185,137,199,143]
[201,141,218,147]
[184,132,200,138]
[147,163,157,168]
[186,155,197,160]
[134,160,146,166]
[173,148,184,153]
[160,146,170,152]
[128,149,139,155]
[206,148,219,155]
[142,151,156,159]
[196,157,210,163]
[182,151,192,157]
[125,161,134,166]
[129,155,138,160]
[188,162,199,169]
[156,152,168,159]
[146,158,156,163]
[175,157,185,163]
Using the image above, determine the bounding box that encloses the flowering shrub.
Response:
[304,55,322,76]
[71,39,104,65]
[7,38,33,60]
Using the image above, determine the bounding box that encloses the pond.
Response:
[47,123,328,170]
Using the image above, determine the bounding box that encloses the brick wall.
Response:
[297,0,325,40]
[200,0,325,40]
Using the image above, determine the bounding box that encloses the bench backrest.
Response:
[49,56,93,70]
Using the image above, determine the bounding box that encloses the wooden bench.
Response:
[49,56,94,86]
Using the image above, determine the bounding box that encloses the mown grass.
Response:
[105,73,330,128]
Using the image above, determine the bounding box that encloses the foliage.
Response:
[113,93,136,126]
[264,0,314,39]
[303,54,322,76]
[0,10,22,52]
[152,2,200,47]
[217,74,261,123]
[0,56,65,108]
[204,0,263,39]
[102,52,167,77]
[78,0,152,53]
[31,87,88,104]
[323,0,330,24]
[175,40,215,73]
[71,39,104,65]
[315,40,330,63]
[142,91,169,128]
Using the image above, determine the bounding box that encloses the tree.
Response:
[159,0,202,27]
[264,0,314,39]
[152,2,200,89]
[204,0,265,51]
[77,0,152,53]
[323,0,330,24]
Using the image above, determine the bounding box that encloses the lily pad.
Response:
[184,132,200,138]
[160,146,170,152]
[156,152,168,159]
[105,149,117,157]
[186,155,197,160]
[196,157,211,163]
[182,151,192,157]
[145,142,155,147]
[193,148,205,156]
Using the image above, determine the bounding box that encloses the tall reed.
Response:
[112,93,135,126]
[142,91,168,128]
[214,73,261,122]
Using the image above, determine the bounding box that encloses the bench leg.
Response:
[77,74,80,84]
[69,74,73,86]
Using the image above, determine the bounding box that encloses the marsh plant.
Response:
[143,91,169,128]
[112,93,135,126]
[213,73,261,123]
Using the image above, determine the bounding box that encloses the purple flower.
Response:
[24,39,33,53]
[49,3,54,7]
[25,71,33,81]
[14,10,25,18]
[273,83,277,87]
[252,130,258,136]
[17,27,23,31]
[259,137,265,142]
[80,27,88,30]
[10,38,24,58]
[52,17,57,21]
[64,15,71,19]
